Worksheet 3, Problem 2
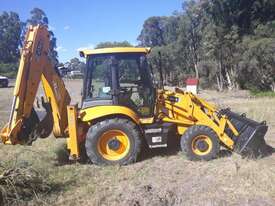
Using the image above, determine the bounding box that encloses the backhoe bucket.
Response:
[220,109,269,158]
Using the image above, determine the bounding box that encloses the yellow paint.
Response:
[140,117,154,124]
[227,117,239,136]
[157,88,235,149]
[97,129,130,161]
[0,25,71,144]
[66,105,80,160]
[5,25,50,136]
[0,121,22,144]
[41,68,71,137]
[177,126,187,135]
[0,25,245,159]
[80,106,140,125]
[191,135,213,156]
[0,124,9,142]
[80,47,151,57]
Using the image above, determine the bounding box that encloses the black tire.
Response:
[85,118,141,165]
[0,80,8,88]
[180,125,220,161]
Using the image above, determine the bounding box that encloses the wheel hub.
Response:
[97,129,130,161]
[107,138,121,151]
[196,140,209,152]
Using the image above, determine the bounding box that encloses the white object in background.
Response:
[186,78,199,94]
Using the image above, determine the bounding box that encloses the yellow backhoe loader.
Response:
[0,25,270,165]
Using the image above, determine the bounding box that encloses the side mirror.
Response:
[79,51,85,58]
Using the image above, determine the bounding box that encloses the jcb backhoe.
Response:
[0,25,270,165]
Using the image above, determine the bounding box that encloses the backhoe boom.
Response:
[0,25,270,164]
[0,25,71,145]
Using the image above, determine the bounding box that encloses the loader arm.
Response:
[0,25,71,145]
[157,88,269,157]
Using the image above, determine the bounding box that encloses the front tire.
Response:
[181,125,220,161]
[85,118,141,165]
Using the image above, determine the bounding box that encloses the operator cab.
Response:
[80,47,156,117]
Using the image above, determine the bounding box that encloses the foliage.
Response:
[95,41,132,49]
[0,63,18,78]
[0,12,22,64]
[138,15,180,47]
[25,8,58,66]
[0,8,59,77]
[239,21,275,91]
[26,8,49,26]
[250,89,275,97]
[1,2,275,91]
[65,57,85,72]
[138,0,275,91]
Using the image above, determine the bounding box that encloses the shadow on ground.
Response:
[0,85,14,89]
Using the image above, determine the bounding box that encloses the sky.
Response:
[1,0,182,63]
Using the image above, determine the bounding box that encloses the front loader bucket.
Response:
[219,109,270,158]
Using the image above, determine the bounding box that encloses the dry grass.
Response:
[0,165,52,205]
[0,81,275,205]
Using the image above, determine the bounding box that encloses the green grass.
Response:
[250,90,275,97]
[0,62,18,78]
[1,81,275,205]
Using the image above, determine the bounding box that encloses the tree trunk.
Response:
[271,81,275,92]
[216,74,223,91]
[189,44,200,79]
[194,62,199,79]
[217,56,224,91]
[225,67,233,90]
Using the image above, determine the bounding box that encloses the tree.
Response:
[26,8,48,26]
[95,41,132,49]
[200,1,237,90]
[177,0,204,79]
[239,21,275,91]
[148,44,186,85]
[25,8,58,65]
[137,0,275,91]
[138,16,166,47]
[138,15,181,47]
[0,12,22,63]
[162,15,180,45]
[201,0,275,90]
[65,58,85,73]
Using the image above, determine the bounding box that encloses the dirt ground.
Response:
[0,80,275,206]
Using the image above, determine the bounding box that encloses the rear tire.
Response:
[181,125,220,161]
[85,118,141,165]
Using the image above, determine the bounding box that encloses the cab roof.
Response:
[79,47,151,57]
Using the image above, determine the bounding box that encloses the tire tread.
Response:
[85,118,141,165]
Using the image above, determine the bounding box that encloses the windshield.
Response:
[82,52,155,117]
[85,53,153,99]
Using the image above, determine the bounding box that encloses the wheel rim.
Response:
[97,130,130,161]
[191,135,213,156]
